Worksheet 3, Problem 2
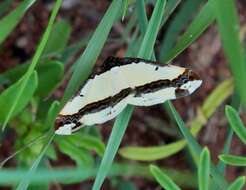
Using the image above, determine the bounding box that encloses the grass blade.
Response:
[225,105,246,144]
[1,0,62,130]
[219,154,246,167]
[119,140,186,161]
[211,0,246,107]
[198,148,210,190]
[163,1,215,63]
[160,0,204,61]
[0,0,36,44]
[92,1,166,189]
[150,165,181,190]
[226,176,245,190]
[0,163,197,188]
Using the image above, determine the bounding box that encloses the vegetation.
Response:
[0,0,245,189]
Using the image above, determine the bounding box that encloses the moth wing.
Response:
[127,64,185,106]
[60,79,94,115]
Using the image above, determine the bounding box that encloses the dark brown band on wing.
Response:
[135,69,199,96]
[55,88,132,128]
[175,88,190,98]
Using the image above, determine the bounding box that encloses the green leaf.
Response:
[0,0,36,44]
[163,1,215,62]
[198,148,210,190]
[150,165,181,190]
[1,0,62,130]
[219,154,246,167]
[35,61,64,97]
[119,140,186,161]
[225,105,246,144]
[57,138,94,167]
[227,176,245,190]
[56,133,105,157]
[211,0,246,107]
[43,19,71,55]
[92,1,166,189]
[0,71,38,123]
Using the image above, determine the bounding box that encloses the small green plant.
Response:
[0,0,245,189]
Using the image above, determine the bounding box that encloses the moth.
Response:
[55,57,202,135]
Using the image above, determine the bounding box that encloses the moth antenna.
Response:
[0,131,51,168]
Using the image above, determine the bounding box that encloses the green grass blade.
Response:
[0,163,197,188]
[160,0,204,61]
[227,176,245,190]
[162,0,182,25]
[150,165,181,190]
[60,0,123,106]
[138,0,166,58]
[136,0,148,34]
[92,1,166,189]
[198,148,210,190]
[16,134,55,190]
[163,1,215,62]
[0,0,36,45]
[225,105,246,144]
[119,140,186,161]
[219,154,246,167]
[211,0,246,107]
[1,0,62,130]
[167,102,228,189]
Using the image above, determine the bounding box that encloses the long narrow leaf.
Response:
[198,148,210,190]
[119,140,186,161]
[219,154,246,167]
[0,0,36,44]
[211,0,246,107]
[225,105,246,144]
[163,1,215,63]
[226,176,245,190]
[150,165,181,190]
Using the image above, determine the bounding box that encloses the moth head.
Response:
[54,115,76,135]
[175,69,202,98]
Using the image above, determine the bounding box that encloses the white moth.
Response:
[55,57,202,135]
